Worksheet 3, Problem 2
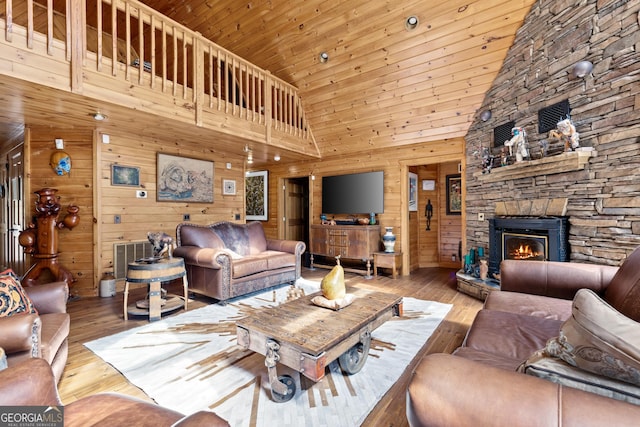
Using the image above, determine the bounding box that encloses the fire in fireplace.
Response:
[503,233,547,261]
[489,216,569,274]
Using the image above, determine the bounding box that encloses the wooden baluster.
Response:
[27,0,33,49]
[125,2,131,81]
[138,9,143,85]
[172,27,177,97]
[46,0,53,55]
[5,0,13,43]
[150,15,155,89]
[161,21,167,92]
[96,0,102,71]
[111,0,117,76]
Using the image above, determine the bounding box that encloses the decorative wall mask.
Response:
[50,151,71,176]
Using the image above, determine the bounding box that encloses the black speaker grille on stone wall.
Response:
[538,99,571,133]
[493,121,515,147]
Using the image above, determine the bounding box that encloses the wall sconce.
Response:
[92,112,107,121]
[572,60,593,78]
[480,110,492,122]
[55,138,64,149]
[274,154,281,161]
[319,52,329,63]
[405,15,419,31]
[247,152,253,164]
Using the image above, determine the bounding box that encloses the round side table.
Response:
[123,257,188,321]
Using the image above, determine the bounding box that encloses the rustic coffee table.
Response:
[236,287,403,402]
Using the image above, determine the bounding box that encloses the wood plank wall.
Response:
[26,127,94,296]
[25,125,247,296]
[23,127,462,294]
[260,139,464,275]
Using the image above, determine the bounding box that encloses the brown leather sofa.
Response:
[0,358,229,426]
[407,246,640,426]
[174,221,306,302]
[0,281,70,383]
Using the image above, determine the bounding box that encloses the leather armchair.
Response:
[0,358,230,427]
[0,281,70,382]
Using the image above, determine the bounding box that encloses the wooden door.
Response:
[2,145,26,274]
[283,177,309,243]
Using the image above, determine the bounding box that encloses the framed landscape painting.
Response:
[245,170,268,220]
[157,153,214,203]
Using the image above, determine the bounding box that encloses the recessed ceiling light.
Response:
[319,52,329,63]
[405,16,419,31]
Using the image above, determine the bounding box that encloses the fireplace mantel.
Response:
[474,150,595,183]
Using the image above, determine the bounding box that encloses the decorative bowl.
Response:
[357,218,370,225]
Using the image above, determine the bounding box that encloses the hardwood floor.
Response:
[57,267,483,426]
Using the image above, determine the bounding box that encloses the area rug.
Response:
[84,279,452,426]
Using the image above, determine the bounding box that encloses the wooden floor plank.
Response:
[57,267,483,426]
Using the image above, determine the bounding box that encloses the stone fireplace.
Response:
[488,216,569,275]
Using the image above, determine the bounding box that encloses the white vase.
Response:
[382,227,396,253]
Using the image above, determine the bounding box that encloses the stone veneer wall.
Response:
[465,0,640,266]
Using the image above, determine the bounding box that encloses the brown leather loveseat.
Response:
[174,221,306,303]
[407,246,640,426]
[0,280,70,383]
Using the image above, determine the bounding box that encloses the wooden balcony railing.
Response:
[1,0,316,150]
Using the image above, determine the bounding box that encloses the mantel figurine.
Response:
[549,118,580,151]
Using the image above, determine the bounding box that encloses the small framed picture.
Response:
[223,179,236,195]
[111,165,140,187]
[446,174,462,215]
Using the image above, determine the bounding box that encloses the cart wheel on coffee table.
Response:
[271,374,296,403]
[338,333,371,375]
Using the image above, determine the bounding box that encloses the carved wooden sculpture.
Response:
[18,188,80,287]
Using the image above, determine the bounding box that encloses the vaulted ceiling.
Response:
[0,0,537,161]
[139,0,536,158]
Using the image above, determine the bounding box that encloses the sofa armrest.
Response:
[0,314,41,355]
[500,260,618,300]
[174,247,226,269]
[26,281,69,314]
[407,353,640,427]
[266,239,306,255]
[0,358,61,405]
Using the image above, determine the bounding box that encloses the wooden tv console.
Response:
[309,224,381,278]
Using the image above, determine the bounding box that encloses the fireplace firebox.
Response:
[489,216,569,274]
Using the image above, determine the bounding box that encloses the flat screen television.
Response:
[322,171,384,214]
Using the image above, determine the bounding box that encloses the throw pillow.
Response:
[543,288,640,386]
[0,271,38,317]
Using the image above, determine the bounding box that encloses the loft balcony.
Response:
[0,0,320,158]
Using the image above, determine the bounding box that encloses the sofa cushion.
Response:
[232,256,269,278]
[264,251,296,270]
[452,347,525,371]
[212,222,250,256]
[543,288,640,386]
[179,225,225,249]
[520,353,640,405]
[246,221,267,254]
[463,309,563,364]
[0,273,37,317]
[484,291,572,321]
[604,246,640,322]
